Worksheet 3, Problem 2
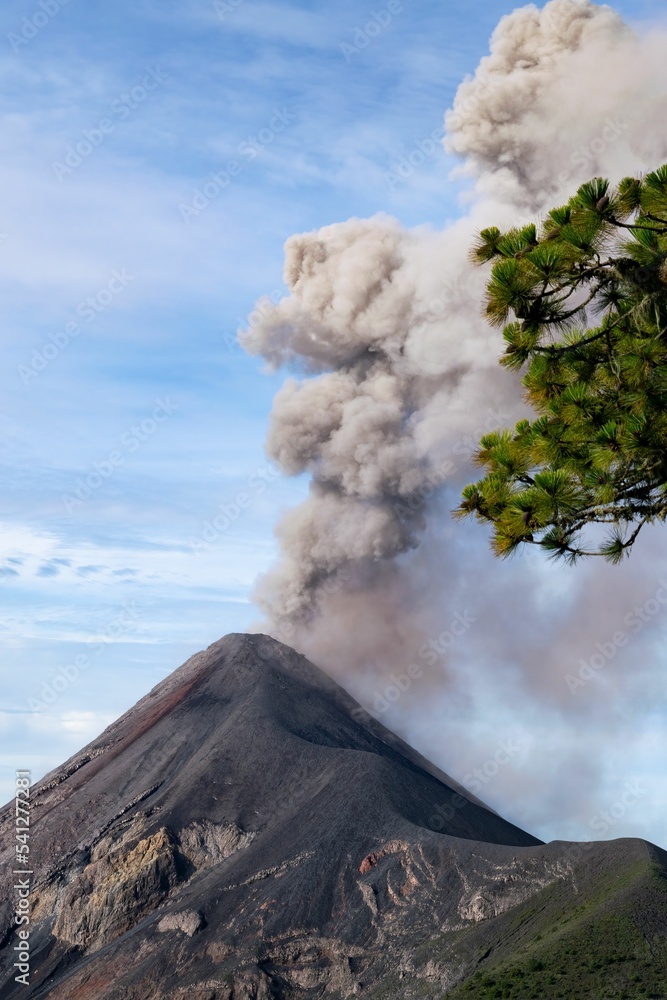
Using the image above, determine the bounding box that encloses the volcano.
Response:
[1,633,666,999]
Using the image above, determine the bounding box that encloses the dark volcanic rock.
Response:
[1,634,665,999]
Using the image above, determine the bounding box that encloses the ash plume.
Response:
[446,0,667,206]
[243,0,667,640]
[243,0,667,839]
[242,216,521,636]
[241,0,667,843]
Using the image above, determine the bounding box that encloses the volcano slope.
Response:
[0,633,665,1000]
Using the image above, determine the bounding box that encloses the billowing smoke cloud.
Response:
[242,216,524,634]
[243,0,667,638]
[446,0,667,205]
[242,0,667,844]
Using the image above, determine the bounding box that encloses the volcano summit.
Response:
[1,634,665,998]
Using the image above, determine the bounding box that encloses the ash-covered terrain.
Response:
[1,634,665,999]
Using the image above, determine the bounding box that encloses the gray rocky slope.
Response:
[0,634,665,999]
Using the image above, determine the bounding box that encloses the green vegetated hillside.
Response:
[443,842,667,999]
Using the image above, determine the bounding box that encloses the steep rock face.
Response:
[0,633,665,999]
[52,826,179,950]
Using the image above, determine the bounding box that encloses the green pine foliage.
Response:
[456,166,667,562]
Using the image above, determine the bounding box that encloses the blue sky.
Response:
[1,0,665,845]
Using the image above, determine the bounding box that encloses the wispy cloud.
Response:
[1,0,666,849]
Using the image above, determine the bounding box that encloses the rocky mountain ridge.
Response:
[1,633,665,999]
